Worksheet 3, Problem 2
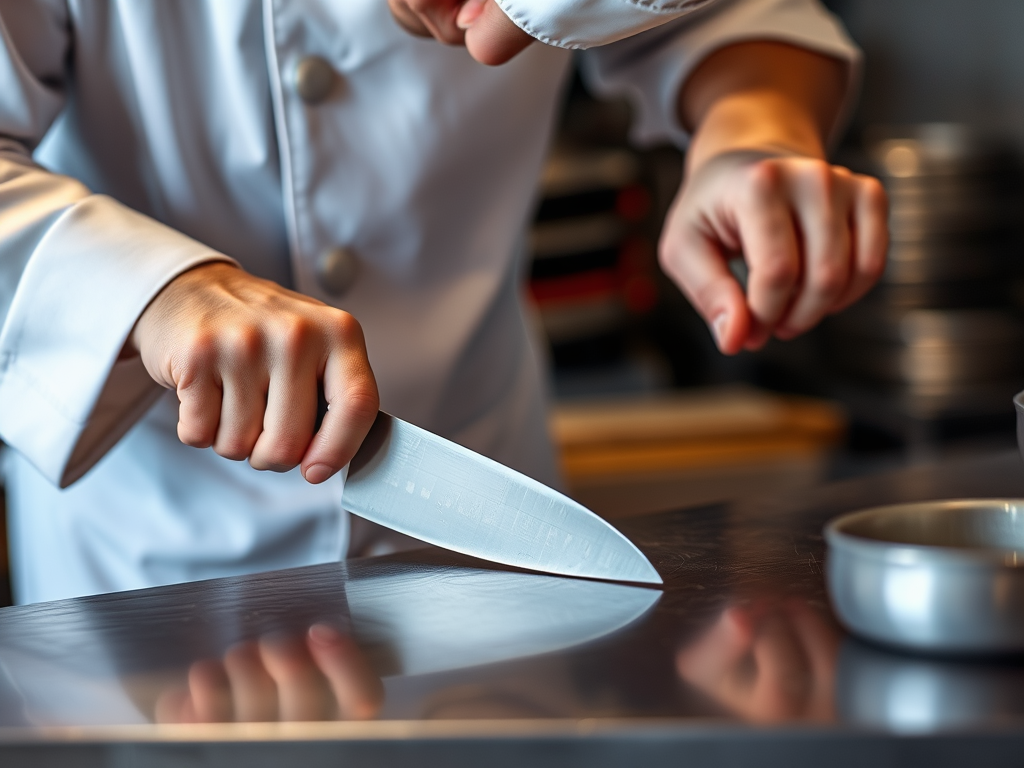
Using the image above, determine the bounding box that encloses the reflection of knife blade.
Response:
[341,412,661,584]
[346,560,661,677]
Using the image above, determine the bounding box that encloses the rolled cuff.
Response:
[0,195,233,486]
[494,0,719,49]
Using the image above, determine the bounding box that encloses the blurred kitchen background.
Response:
[536,0,1024,516]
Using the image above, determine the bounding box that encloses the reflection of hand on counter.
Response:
[675,599,839,723]
[154,625,383,723]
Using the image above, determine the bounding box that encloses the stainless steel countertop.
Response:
[4,450,1024,767]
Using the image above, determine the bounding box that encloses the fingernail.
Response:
[303,463,334,484]
[309,624,341,646]
[456,0,486,29]
[711,313,728,348]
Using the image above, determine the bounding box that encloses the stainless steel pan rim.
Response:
[825,500,1024,568]
[1014,389,1024,414]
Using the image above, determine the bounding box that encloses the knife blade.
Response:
[340,411,662,584]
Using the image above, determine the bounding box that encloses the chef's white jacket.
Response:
[0,0,857,604]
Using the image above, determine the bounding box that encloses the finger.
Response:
[249,338,319,472]
[832,175,889,313]
[785,602,840,686]
[188,659,234,723]
[387,0,433,37]
[659,225,752,355]
[749,613,811,720]
[405,0,466,45]
[214,375,267,461]
[785,603,840,722]
[211,327,267,461]
[675,606,756,691]
[301,315,379,484]
[176,371,222,449]
[463,0,534,65]
[223,641,279,722]
[154,685,196,724]
[775,166,854,337]
[736,162,802,336]
[308,624,384,720]
[259,634,332,721]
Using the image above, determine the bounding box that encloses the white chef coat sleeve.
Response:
[580,0,862,148]
[495,0,719,49]
[0,2,233,488]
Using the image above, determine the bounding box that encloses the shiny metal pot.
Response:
[825,499,1024,654]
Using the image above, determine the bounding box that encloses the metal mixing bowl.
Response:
[825,499,1024,654]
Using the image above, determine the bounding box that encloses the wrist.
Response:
[685,90,827,179]
[129,261,239,357]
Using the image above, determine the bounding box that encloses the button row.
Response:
[292,56,357,296]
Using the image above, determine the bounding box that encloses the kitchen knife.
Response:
[341,411,662,584]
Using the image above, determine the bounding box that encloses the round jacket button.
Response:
[294,56,335,105]
[315,246,359,296]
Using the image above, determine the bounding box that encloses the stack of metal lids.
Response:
[828,124,1024,417]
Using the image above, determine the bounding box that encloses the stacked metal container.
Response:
[827,124,1024,444]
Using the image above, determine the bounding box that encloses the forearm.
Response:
[659,39,886,355]
[0,152,231,485]
[679,41,847,174]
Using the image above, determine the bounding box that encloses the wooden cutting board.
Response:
[551,385,847,479]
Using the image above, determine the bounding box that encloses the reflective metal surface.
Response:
[1014,389,1024,460]
[5,451,1024,765]
[826,499,1024,652]
[342,412,661,584]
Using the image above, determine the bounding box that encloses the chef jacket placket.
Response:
[263,0,361,303]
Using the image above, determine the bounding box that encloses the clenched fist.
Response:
[130,262,379,484]
[388,0,534,65]
[666,41,889,354]
[661,151,887,354]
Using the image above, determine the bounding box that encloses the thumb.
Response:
[461,0,534,65]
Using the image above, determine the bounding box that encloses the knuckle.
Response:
[215,448,247,463]
[804,162,835,195]
[811,262,847,298]
[757,258,799,291]
[177,422,213,449]
[272,316,317,362]
[262,437,307,470]
[340,382,381,425]
[215,441,252,462]
[253,451,302,473]
[656,238,679,276]
[864,176,889,210]
[691,283,724,317]
[863,248,888,282]
[745,160,783,200]
[326,310,365,346]
[173,333,217,388]
[832,164,854,182]
[221,326,262,365]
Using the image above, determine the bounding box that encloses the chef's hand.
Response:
[663,42,889,354]
[675,599,840,723]
[388,0,534,65]
[154,625,383,723]
[130,262,379,484]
